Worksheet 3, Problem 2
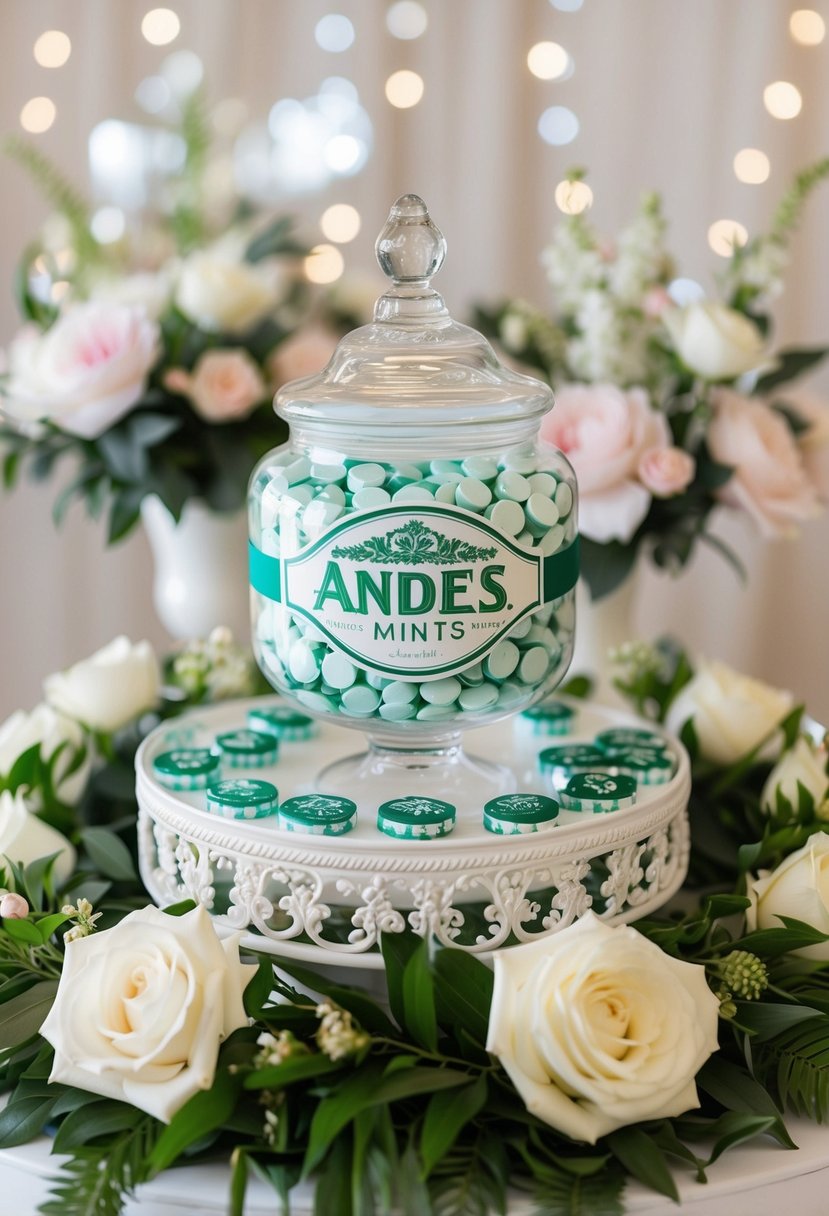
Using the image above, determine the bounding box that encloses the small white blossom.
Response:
[253,1029,309,1069]
[315,1002,369,1061]
[61,897,102,942]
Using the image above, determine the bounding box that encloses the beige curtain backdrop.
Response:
[1,0,828,719]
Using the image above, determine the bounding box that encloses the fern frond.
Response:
[771,157,829,243]
[531,1168,625,1216]
[754,1015,829,1122]
[39,1116,160,1216]
[4,136,96,261]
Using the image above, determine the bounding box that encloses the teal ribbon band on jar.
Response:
[249,536,580,605]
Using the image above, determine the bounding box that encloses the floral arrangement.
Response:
[0,636,828,1213]
[475,162,829,598]
[0,95,344,543]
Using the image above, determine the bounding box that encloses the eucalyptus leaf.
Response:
[420,1073,488,1177]
[0,1094,56,1148]
[606,1126,678,1203]
[79,827,137,881]
[149,1067,241,1174]
[432,949,494,1049]
[0,980,58,1054]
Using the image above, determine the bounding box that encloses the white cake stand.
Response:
[136,696,691,968]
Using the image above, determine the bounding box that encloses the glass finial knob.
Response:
[375,194,446,286]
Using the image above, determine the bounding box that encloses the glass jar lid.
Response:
[275,194,553,447]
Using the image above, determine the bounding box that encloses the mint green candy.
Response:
[302,498,343,535]
[316,484,346,506]
[462,455,498,480]
[288,639,321,684]
[555,482,573,515]
[527,472,557,497]
[416,704,456,721]
[595,728,667,752]
[352,486,391,509]
[430,459,464,483]
[483,792,559,834]
[458,661,485,686]
[377,794,456,839]
[483,639,520,680]
[494,471,531,502]
[154,748,220,791]
[526,492,560,530]
[340,684,382,715]
[520,700,574,736]
[321,652,358,690]
[455,477,492,512]
[391,462,423,482]
[392,484,435,504]
[310,462,346,483]
[207,778,278,820]
[379,701,417,721]
[486,499,525,536]
[247,705,315,741]
[500,450,537,474]
[517,646,549,684]
[538,524,565,555]
[560,772,638,812]
[279,793,356,835]
[382,680,419,705]
[347,463,386,490]
[458,683,499,711]
[284,456,311,485]
[295,689,339,714]
[366,672,392,690]
[435,482,457,503]
[421,677,462,705]
[282,483,314,508]
[212,729,279,768]
[497,680,525,708]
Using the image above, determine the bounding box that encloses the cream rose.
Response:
[175,252,279,333]
[663,302,766,381]
[41,904,255,1123]
[90,271,173,321]
[666,660,794,765]
[761,736,829,814]
[746,833,829,960]
[0,703,91,806]
[540,383,670,543]
[486,913,719,1143]
[2,303,160,439]
[165,349,266,423]
[638,445,695,497]
[0,790,76,886]
[44,637,159,733]
[708,389,821,537]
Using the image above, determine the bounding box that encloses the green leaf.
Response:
[2,918,43,945]
[107,487,145,544]
[754,1015,829,1120]
[421,1073,488,1177]
[696,1057,795,1147]
[0,1094,56,1147]
[129,412,182,448]
[734,918,829,958]
[756,346,829,393]
[162,898,197,917]
[229,1148,249,1216]
[402,938,438,1051]
[578,540,637,602]
[243,954,276,1018]
[273,956,397,1035]
[79,827,137,881]
[432,948,494,1049]
[314,1132,354,1216]
[381,931,423,1032]
[704,1112,778,1166]
[52,1100,138,1152]
[531,1168,625,1216]
[606,1125,678,1203]
[245,216,308,264]
[149,1067,241,1173]
[0,980,58,1054]
[244,1052,344,1091]
[736,1001,825,1042]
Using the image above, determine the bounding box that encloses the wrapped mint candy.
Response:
[538,743,608,785]
[560,772,638,813]
[212,729,279,768]
[247,705,315,741]
[377,795,456,839]
[483,792,559,834]
[279,794,356,835]
[206,778,278,820]
[153,748,220,791]
[595,727,668,753]
[600,746,675,785]
[519,700,575,736]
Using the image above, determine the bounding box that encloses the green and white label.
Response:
[278,507,549,680]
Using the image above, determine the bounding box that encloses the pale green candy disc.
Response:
[420,677,462,705]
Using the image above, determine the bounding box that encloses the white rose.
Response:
[663,302,766,381]
[2,302,160,439]
[90,271,173,321]
[0,703,91,806]
[486,913,719,1144]
[761,736,829,813]
[0,790,76,886]
[44,637,159,733]
[666,660,794,765]
[41,904,255,1123]
[175,252,279,333]
[746,833,829,960]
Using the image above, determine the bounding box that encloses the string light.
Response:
[527,42,571,81]
[733,148,770,184]
[538,106,579,145]
[305,244,345,284]
[763,81,802,119]
[708,219,748,258]
[321,204,361,242]
[790,9,825,44]
[385,69,424,108]
[315,15,355,52]
[554,179,592,214]
[386,1,428,39]
[33,30,71,68]
[141,9,180,46]
[20,97,56,133]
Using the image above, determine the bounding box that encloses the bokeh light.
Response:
[549,0,583,9]
[708,219,749,258]
[733,148,770,184]
[305,243,345,284]
[321,203,361,242]
[554,179,593,214]
[385,69,424,108]
[315,15,355,52]
[538,106,579,145]
[161,49,204,95]
[141,8,180,45]
[20,97,56,133]
[33,30,71,68]
[790,9,825,44]
[527,42,571,81]
[763,81,802,119]
[386,1,428,39]
[135,76,172,114]
[668,278,706,306]
[90,207,126,244]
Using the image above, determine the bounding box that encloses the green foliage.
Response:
[40,1116,160,1216]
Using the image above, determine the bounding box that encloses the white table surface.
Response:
[2,1117,829,1214]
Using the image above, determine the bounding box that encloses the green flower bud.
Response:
[719,951,769,1001]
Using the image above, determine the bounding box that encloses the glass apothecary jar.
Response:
[249,195,579,809]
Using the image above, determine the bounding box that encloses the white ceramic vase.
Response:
[570,572,639,705]
[141,496,250,642]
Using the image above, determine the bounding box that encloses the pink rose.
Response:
[541,383,670,543]
[165,349,266,424]
[268,325,339,387]
[708,389,821,537]
[638,446,695,497]
[2,303,159,439]
[642,286,672,319]
[774,389,829,502]
[0,893,29,920]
